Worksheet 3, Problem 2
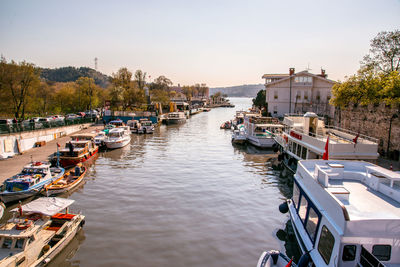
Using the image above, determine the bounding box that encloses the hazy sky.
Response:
[1,0,399,87]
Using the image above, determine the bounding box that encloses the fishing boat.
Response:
[279,159,400,267]
[0,197,85,266]
[231,126,247,144]
[59,133,98,168]
[137,119,154,134]
[165,112,186,125]
[257,250,296,267]
[104,127,131,149]
[274,112,379,174]
[244,116,282,148]
[44,164,86,196]
[0,162,64,204]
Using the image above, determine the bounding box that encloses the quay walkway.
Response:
[0,124,103,183]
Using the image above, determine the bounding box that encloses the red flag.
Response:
[322,136,329,160]
[285,258,293,267]
[353,133,359,144]
[57,143,60,148]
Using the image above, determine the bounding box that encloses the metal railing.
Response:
[0,118,95,135]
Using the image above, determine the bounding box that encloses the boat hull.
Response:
[105,138,131,149]
[60,147,98,168]
[257,250,295,267]
[165,118,186,125]
[247,136,276,148]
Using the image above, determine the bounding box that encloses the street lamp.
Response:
[387,113,399,157]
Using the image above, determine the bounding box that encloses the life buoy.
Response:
[16,219,33,230]
[42,244,51,253]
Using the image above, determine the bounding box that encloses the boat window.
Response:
[298,195,308,223]
[301,146,307,159]
[15,238,25,249]
[318,225,335,265]
[2,238,12,248]
[342,245,356,261]
[372,245,391,261]
[28,235,35,244]
[296,144,302,157]
[305,206,319,242]
[292,183,301,209]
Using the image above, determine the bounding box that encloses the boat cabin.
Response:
[3,162,51,192]
[60,140,95,157]
[289,160,400,267]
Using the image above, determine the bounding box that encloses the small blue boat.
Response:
[0,162,64,204]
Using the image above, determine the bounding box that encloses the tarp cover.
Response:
[12,197,75,216]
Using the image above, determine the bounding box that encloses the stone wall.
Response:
[335,104,400,159]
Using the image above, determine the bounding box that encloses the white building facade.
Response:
[263,68,336,118]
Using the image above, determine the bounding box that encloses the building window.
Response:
[274,91,278,99]
[273,106,278,114]
[372,245,391,261]
[296,91,301,100]
[304,91,308,100]
[316,91,321,101]
[295,76,312,83]
[342,245,357,261]
[318,226,335,265]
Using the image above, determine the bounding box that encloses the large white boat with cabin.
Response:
[165,112,186,125]
[279,159,400,267]
[104,126,131,149]
[244,115,283,148]
[274,112,379,173]
[0,197,85,266]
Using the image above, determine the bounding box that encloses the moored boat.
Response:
[104,127,131,149]
[231,126,247,144]
[59,133,98,168]
[280,159,400,266]
[0,162,64,204]
[165,112,186,125]
[94,131,107,149]
[127,120,140,133]
[45,164,86,196]
[244,116,282,148]
[0,197,85,266]
[138,119,154,134]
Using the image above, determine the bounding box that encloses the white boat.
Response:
[274,112,379,173]
[244,115,283,148]
[104,127,131,149]
[0,162,64,204]
[165,112,186,125]
[257,250,296,267]
[0,197,85,267]
[127,120,140,133]
[279,159,400,267]
[94,131,107,149]
[231,126,247,144]
[137,119,154,134]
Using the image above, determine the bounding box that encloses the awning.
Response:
[12,197,75,216]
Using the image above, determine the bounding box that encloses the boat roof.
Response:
[255,124,283,128]
[70,133,96,139]
[11,197,75,216]
[23,162,50,169]
[298,160,400,224]
[109,127,125,132]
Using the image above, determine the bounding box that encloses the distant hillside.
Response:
[40,66,111,88]
[210,84,264,97]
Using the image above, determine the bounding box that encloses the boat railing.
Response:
[359,246,387,267]
[325,125,378,143]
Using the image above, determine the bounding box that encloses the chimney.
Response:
[320,69,327,78]
[289,68,295,76]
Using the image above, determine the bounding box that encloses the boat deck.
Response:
[330,179,400,220]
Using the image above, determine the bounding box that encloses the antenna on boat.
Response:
[30,155,33,164]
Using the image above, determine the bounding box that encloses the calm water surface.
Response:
[50,98,293,267]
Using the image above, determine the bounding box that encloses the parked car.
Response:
[66,114,78,120]
[0,119,14,133]
[53,115,65,121]
[76,112,86,118]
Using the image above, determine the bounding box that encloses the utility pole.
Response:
[387,113,399,157]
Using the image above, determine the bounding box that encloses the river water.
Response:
[48,98,294,267]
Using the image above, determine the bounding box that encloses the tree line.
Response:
[0,57,209,119]
[331,30,400,108]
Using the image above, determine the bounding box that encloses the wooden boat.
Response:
[257,250,296,267]
[59,133,98,168]
[0,162,64,204]
[45,164,86,196]
[0,197,85,266]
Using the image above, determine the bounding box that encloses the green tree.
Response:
[134,70,147,90]
[362,30,400,74]
[252,89,267,110]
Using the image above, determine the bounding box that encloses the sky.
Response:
[1,0,399,87]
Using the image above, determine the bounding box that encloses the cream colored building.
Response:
[262,68,336,118]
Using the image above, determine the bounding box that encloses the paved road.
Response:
[0,125,103,183]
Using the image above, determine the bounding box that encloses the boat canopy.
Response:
[70,133,96,140]
[12,197,75,216]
